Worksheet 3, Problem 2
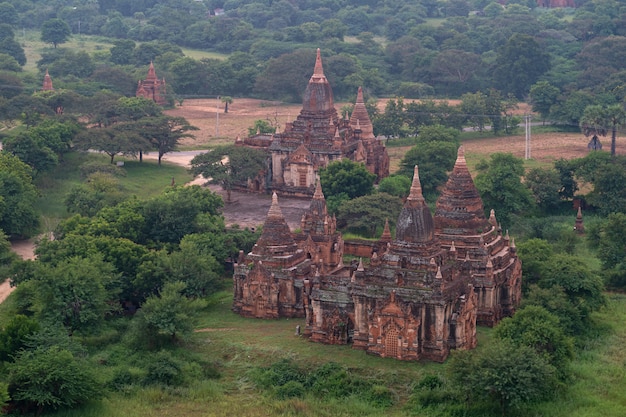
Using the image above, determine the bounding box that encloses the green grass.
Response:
[20,30,224,73]
[34,152,192,233]
[180,48,227,61]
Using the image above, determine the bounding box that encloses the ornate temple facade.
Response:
[233,148,522,362]
[238,49,389,197]
[136,62,167,105]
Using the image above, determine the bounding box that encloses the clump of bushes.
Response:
[251,359,393,408]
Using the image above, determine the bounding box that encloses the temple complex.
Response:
[233,149,522,362]
[238,49,389,197]
[136,62,167,105]
[42,69,53,91]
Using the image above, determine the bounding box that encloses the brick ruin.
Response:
[135,61,167,105]
[42,69,54,91]
[233,148,522,362]
[237,48,389,197]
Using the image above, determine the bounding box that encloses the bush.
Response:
[79,160,126,178]
[142,350,184,386]
[275,380,305,399]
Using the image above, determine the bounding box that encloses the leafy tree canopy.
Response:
[319,159,376,200]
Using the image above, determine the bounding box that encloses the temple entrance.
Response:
[254,295,265,318]
[384,328,399,358]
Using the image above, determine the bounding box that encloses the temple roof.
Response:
[254,193,297,251]
[146,61,157,81]
[302,49,335,114]
[349,87,375,139]
[395,166,435,244]
[434,146,490,235]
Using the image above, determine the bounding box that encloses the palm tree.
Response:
[580,105,607,152]
[604,104,626,157]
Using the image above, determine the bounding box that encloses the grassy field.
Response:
[34,152,192,233]
[19,30,222,72]
[3,287,619,417]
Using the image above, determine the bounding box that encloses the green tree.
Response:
[377,175,411,199]
[399,141,457,196]
[460,91,489,132]
[448,340,558,414]
[8,345,102,414]
[221,95,233,113]
[109,39,135,65]
[140,116,197,165]
[135,240,220,299]
[141,185,224,244]
[190,145,268,202]
[29,256,120,334]
[516,238,553,290]
[580,104,607,151]
[493,33,550,98]
[64,172,125,217]
[539,253,605,319]
[319,159,376,200]
[0,314,39,362]
[133,281,207,347]
[474,153,534,226]
[529,81,560,122]
[0,24,25,66]
[596,213,626,289]
[74,125,149,164]
[40,18,72,48]
[0,3,18,26]
[524,167,562,213]
[247,119,275,136]
[494,305,574,378]
[2,132,58,173]
[372,98,410,138]
[336,193,403,237]
[523,284,584,336]
[0,152,40,237]
[0,52,20,71]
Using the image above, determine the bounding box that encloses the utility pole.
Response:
[524,114,532,160]
[216,96,220,136]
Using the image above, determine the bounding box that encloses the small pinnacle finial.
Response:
[313,179,324,199]
[357,258,364,271]
[356,86,364,103]
[436,266,443,280]
[267,192,284,218]
[407,165,425,202]
[313,48,324,77]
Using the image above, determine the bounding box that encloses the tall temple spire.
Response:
[147,61,157,80]
[434,146,488,234]
[407,165,425,204]
[395,165,436,244]
[302,48,334,113]
[42,69,53,91]
[313,179,325,200]
[349,86,375,139]
[313,48,324,77]
[380,218,392,242]
[253,192,297,253]
[267,192,284,219]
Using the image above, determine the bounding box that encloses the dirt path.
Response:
[0,239,36,304]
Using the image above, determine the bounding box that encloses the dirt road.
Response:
[0,239,36,304]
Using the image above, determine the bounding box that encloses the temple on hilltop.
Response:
[136,62,167,105]
[237,48,389,197]
[233,148,522,362]
[42,69,53,91]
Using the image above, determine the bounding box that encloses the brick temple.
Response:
[136,62,167,105]
[233,148,522,362]
[238,48,389,197]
